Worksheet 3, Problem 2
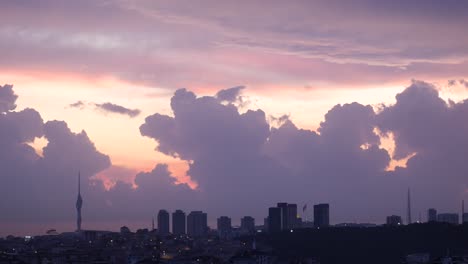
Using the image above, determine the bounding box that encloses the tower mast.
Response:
[76,171,83,232]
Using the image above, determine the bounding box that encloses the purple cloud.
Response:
[0,84,18,113]
[216,86,245,102]
[3,80,468,235]
[69,100,85,109]
[2,1,468,89]
[377,80,468,210]
[94,102,141,118]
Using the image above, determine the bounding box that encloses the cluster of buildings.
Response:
[1,174,467,264]
[152,202,331,240]
[155,210,208,237]
[154,209,256,239]
[266,203,329,233]
[386,205,468,226]
[385,189,468,226]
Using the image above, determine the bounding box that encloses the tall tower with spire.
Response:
[76,171,83,232]
[407,188,412,225]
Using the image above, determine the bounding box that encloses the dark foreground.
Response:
[262,223,468,264]
[1,223,467,264]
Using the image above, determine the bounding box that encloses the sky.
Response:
[1,0,468,236]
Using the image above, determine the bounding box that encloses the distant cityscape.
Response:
[1,174,468,264]
[73,175,468,237]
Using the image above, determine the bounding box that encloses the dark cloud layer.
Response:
[2,1,468,88]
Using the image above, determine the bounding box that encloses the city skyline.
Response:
[64,178,468,236]
[2,1,468,236]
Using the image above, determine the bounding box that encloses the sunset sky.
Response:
[2,0,468,236]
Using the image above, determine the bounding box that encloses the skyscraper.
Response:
[428,208,437,222]
[407,188,412,225]
[241,216,255,233]
[217,216,232,238]
[268,207,282,233]
[275,203,298,230]
[158,209,170,236]
[75,172,82,232]
[314,204,329,228]
[187,211,208,237]
[287,204,298,229]
[277,203,288,230]
[172,210,186,235]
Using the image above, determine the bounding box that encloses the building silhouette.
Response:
[268,207,282,233]
[76,172,83,232]
[274,202,299,230]
[386,215,402,226]
[277,203,289,230]
[427,208,437,222]
[172,210,186,235]
[314,204,330,228]
[437,213,459,225]
[187,211,207,237]
[217,216,232,238]
[241,216,255,233]
[287,204,298,229]
[157,210,170,236]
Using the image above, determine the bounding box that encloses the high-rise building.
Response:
[217,216,232,238]
[241,216,255,233]
[158,210,170,235]
[263,217,269,232]
[407,188,412,225]
[172,210,186,235]
[76,172,83,232]
[287,204,298,229]
[437,213,459,225]
[277,203,289,230]
[386,215,402,226]
[314,204,330,228]
[268,207,282,233]
[427,208,437,222]
[187,211,208,237]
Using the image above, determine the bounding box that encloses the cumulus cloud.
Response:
[3,80,468,235]
[94,102,141,117]
[377,80,468,209]
[140,82,468,224]
[140,87,396,222]
[0,84,18,113]
[0,84,195,235]
[216,86,245,102]
[0,85,113,225]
